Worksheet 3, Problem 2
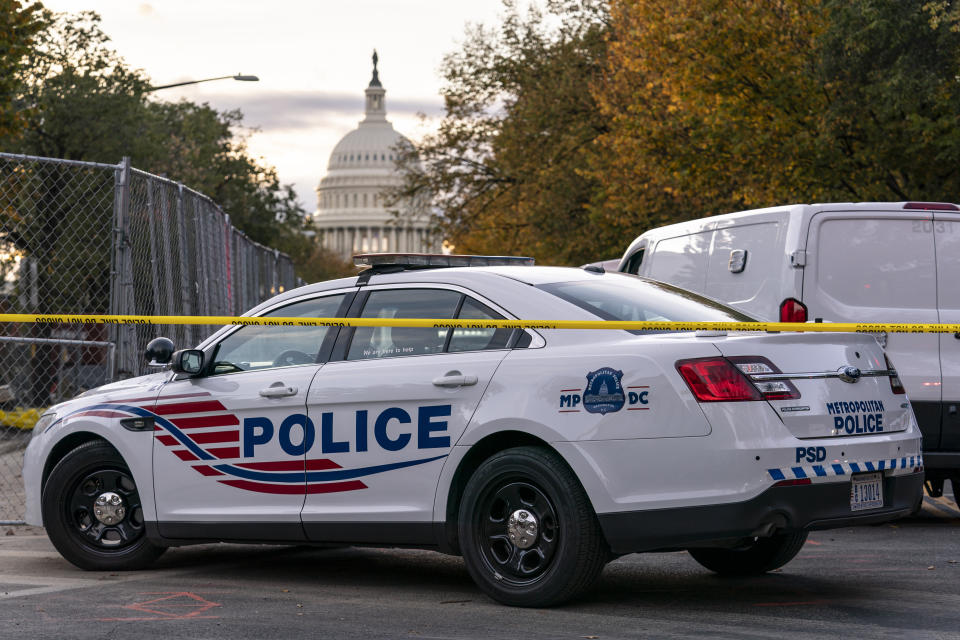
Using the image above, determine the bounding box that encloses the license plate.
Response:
[850,472,884,512]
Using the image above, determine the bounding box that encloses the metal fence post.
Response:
[147,176,161,318]
[108,156,131,382]
[175,184,194,346]
[159,182,175,317]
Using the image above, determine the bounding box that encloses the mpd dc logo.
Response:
[559,367,650,414]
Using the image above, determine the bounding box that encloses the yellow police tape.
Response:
[0,313,958,333]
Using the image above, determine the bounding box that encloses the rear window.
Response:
[537,275,754,329]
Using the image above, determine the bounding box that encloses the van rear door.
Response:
[803,210,941,451]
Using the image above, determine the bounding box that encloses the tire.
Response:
[457,446,607,607]
[41,440,165,570]
[688,531,808,576]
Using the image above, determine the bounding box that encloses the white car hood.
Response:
[49,371,171,416]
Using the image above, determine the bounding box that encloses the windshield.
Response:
[537,275,754,330]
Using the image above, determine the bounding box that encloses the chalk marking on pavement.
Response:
[96,591,221,621]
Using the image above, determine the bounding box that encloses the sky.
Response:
[40,0,510,212]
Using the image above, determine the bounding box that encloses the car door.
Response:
[151,290,353,540]
[300,285,516,544]
[935,212,960,451]
[803,211,941,451]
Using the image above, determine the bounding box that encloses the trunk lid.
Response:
[707,332,911,439]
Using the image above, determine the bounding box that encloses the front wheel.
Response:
[42,440,165,570]
[457,446,607,607]
[688,531,808,576]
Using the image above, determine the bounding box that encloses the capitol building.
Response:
[312,53,439,258]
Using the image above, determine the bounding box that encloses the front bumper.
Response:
[598,471,923,554]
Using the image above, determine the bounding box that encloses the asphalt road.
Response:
[1,495,958,640]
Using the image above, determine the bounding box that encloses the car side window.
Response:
[448,298,512,352]
[347,289,461,360]
[210,294,346,375]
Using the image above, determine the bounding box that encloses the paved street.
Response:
[1,495,957,640]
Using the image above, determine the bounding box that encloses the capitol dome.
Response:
[313,52,438,258]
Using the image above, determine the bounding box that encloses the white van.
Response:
[617,201,960,504]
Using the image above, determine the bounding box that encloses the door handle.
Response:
[432,371,478,388]
[259,383,298,398]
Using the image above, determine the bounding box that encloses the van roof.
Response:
[618,201,960,264]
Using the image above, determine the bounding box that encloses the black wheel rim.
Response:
[474,479,560,586]
[66,467,146,551]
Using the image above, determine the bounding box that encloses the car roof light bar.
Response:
[354,253,535,269]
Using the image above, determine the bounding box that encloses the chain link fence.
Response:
[0,152,300,524]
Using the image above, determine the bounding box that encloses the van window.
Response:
[622,249,644,275]
[815,218,935,310]
[647,232,711,294]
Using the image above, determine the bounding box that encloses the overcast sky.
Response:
[41,0,509,211]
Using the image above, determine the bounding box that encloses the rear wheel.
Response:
[42,441,165,570]
[458,446,607,607]
[688,531,808,576]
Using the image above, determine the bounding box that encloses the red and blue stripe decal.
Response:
[65,392,446,495]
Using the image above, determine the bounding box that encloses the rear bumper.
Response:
[598,471,923,554]
[922,452,960,471]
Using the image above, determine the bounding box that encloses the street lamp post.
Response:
[147,74,259,92]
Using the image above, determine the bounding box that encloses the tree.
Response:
[390,0,611,265]
[589,0,960,232]
[2,9,349,281]
[0,0,44,139]
[0,9,350,403]
[814,0,960,201]
[589,0,829,229]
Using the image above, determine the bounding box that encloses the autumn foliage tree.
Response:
[0,1,44,139]
[589,0,960,225]
[404,0,960,264]
[390,0,611,264]
[589,1,828,225]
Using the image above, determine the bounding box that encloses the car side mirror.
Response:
[170,349,205,375]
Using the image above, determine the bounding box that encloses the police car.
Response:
[23,254,923,607]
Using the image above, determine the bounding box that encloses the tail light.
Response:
[676,356,800,402]
[903,202,959,211]
[885,353,905,394]
[779,298,807,323]
[728,356,801,400]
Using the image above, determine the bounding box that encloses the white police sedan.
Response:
[23,254,923,607]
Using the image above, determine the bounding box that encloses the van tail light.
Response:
[903,202,960,211]
[885,353,906,394]
[779,298,807,323]
[676,356,800,402]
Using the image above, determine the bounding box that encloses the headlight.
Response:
[31,412,58,439]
